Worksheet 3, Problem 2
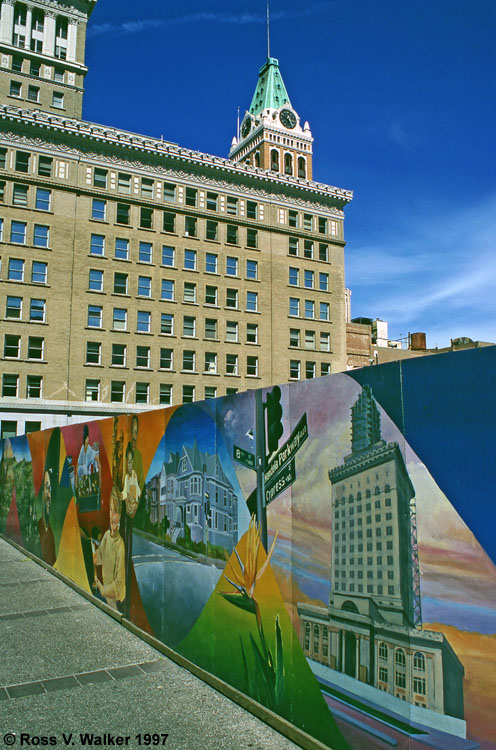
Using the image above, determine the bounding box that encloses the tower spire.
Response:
[267,0,270,59]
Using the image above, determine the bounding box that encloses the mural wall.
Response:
[1,347,495,750]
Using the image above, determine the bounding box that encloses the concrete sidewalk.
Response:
[0,537,301,750]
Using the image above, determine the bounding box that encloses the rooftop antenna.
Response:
[237,106,240,140]
[267,0,270,59]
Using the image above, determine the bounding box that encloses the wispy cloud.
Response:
[348,194,496,343]
[87,3,333,39]
[389,119,415,151]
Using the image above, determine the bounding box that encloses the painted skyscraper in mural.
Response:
[298,386,466,739]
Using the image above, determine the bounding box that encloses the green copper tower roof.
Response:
[249,57,291,115]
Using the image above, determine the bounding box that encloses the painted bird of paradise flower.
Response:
[220,516,284,711]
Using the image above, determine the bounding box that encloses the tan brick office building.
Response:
[0,0,353,436]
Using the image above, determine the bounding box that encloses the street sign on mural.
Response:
[265,458,296,505]
[233,444,256,470]
[264,413,308,487]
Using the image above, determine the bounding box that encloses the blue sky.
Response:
[84,1,496,347]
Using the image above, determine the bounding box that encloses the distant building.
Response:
[298,386,467,740]
[146,440,238,553]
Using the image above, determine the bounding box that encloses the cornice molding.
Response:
[0,104,353,207]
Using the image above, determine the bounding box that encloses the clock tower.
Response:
[229,57,313,180]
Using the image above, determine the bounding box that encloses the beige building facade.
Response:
[0,0,353,436]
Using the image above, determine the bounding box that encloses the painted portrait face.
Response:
[131,417,139,448]
[126,451,133,476]
[110,510,120,534]
[43,470,51,512]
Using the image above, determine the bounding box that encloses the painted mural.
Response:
[1,347,495,750]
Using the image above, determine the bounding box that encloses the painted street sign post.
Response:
[265,458,296,505]
[264,413,308,487]
[233,444,256,470]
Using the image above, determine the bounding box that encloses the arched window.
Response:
[413,652,425,671]
[284,153,293,175]
[366,489,371,499]
[349,494,354,503]
[384,484,391,493]
[254,151,260,167]
[357,491,362,501]
[395,648,406,667]
[375,486,380,495]
[298,156,306,178]
[379,642,388,660]
[271,149,279,171]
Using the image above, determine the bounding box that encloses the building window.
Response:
[139,242,152,264]
[284,153,293,175]
[226,321,238,342]
[298,157,306,178]
[160,384,173,405]
[112,308,127,331]
[86,341,101,365]
[13,183,28,206]
[15,151,30,173]
[160,348,173,370]
[89,269,103,292]
[289,268,299,286]
[318,244,328,263]
[184,216,197,237]
[4,334,21,358]
[413,652,425,672]
[305,361,316,379]
[320,302,330,321]
[225,288,237,308]
[185,187,197,207]
[6,296,22,319]
[161,279,174,301]
[289,297,300,316]
[183,316,196,337]
[226,196,238,215]
[135,382,149,404]
[247,356,258,376]
[246,291,258,312]
[206,220,218,241]
[136,346,150,368]
[25,420,41,433]
[226,224,238,244]
[290,360,300,379]
[288,210,298,228]
[33,225,49,248]
[204,352,217,373]
[85,379,100,402]
[303,214,313,231]
[226,354,238,375]
[184,248,197,270]
[30,298,45,321]
[2,373,19,397]
[12,54,23,72]
[304,240,313,259]
[137,310,151,333]
[289,237,298,256]
[26,375,42,398]
[246,323,258,343]
[226,256,238,276]
[11,221,27,244]
[270,149,279,171]
[114,238,128,260]
[90,234,105,256]
[87,305,102,328]
[413,676,426,695]
[304,300,315,319]
[31,262,47,284]
[140,207,153,229]
[182,385,195,403]
[138,276,152,298]
[10,80,22,97]
[53,67,64,82]
[205,386,217,399]
[246,228,258,248]
[38,157,53,178]
[163,211,175,233]
[205,318,217,339]
[141,177,154,198]
[305,331,315,350]
[116,203,130,225]
[111,343,126,366]
[35,188,51,211]
[320,332,330,351]
[379,642,388,660]
[113,272,128,295]
[205,252,218,273]
[289,328,300,347]
[117,173,131,194]
[161,313,174,335]
[183,282,196,304]
[319,272,329,291]
[110,381,125,403]
[52,92,64,109]
[206,192,218,211]
[93,168,108,189]
[246,200,258,219]
[182,350,195,371]
[321,363,331,377]
[304,270,314,289]
[163,182,176,202]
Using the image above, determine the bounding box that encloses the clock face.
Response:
[280,109,297,129]
[241,118,251,138]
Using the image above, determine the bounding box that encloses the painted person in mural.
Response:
[93,496,125,610]
[111,416,124,493]
[38,469,56,566]
[121,437,141,616]
[130,414,144,491]
[76,424,100,496]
